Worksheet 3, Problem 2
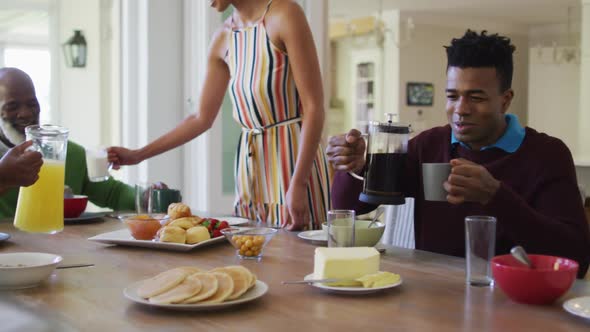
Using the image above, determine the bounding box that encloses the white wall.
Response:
[527,48,580,155]
[58,0,102,148]
[121,0,184,190]
[580,0,590,163]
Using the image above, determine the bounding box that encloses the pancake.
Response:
[211,266,251,300]
[198,272,234,304]
[176,266,203,275]
[181,272,219,304]
[136,268,188,298]
[148,274,202,304]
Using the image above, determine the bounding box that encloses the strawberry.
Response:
[201,220,210,229]
[212,229,222,238]
[217,221,229,230]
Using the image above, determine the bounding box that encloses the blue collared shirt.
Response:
[451,113,525,153]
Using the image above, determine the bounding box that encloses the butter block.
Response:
[356,271,400,288]
[313,247,380,282]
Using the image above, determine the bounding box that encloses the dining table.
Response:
[0,215,589,332]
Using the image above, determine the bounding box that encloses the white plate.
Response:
[297,230,327,244]
[65,212,108,223]
[563,296,590,320]
[88,228,230,252]
[124,279,268,311]
[304,273,402,295]
[209,216,251,226]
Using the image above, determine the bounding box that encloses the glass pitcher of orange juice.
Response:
[14,125,69,233]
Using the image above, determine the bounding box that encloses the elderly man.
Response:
[0,67,142,217]
[327,30,590,277]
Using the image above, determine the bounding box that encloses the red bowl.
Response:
[491,254,578,305]
[64,195,88,218]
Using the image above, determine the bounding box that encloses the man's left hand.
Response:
[443,158,500,205]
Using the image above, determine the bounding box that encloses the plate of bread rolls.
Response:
[88,203,250,252]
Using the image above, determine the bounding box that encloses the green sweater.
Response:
[0,141,135,218]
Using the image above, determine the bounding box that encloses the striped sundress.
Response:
[226,1,331,229]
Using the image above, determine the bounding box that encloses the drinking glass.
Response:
[14,125,69,234]
[327,210,356,247]
[135,183,153,214]
[465,216,497,286]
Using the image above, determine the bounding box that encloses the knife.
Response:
[56,263,95,269]
[282,278,360,285]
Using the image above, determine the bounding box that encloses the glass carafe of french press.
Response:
[350,114,410,205]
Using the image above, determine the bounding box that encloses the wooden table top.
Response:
[0,217,589,332]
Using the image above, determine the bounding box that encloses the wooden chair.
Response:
[380,198,415,249]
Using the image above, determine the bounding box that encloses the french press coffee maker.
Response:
[350,114,411,205]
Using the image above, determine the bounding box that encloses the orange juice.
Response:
[14,160,66,233]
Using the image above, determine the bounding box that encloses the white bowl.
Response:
[0,252,63,289]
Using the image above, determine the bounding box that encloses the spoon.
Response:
[367,206,385,229]
[510,246,533,268]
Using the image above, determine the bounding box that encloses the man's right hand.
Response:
[0,140,43,188]
[326,129,366,173]
[107,146,141,170]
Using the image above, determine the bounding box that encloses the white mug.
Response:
[85,148,111,182]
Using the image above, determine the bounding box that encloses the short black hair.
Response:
[445,29,515,92]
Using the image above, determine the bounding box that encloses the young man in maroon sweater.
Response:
[327,30,590,278]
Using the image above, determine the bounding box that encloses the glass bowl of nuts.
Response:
[221,227,278,260]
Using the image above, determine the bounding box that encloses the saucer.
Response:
[297,230,327,245]
[303,273,402,295]
[563,296,590,320]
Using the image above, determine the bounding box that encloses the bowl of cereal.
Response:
[221,227,277,260]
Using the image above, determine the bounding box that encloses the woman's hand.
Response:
[107,147,142,170]
[283,182,309,231]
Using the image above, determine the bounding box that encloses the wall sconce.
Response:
[62,30,87,68]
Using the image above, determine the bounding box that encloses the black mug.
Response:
[151,189,182,213]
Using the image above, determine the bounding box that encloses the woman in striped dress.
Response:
[108,0,330,230]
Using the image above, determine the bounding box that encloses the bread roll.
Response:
[167,203,191,220]
[167,217,195,230]
[186,226,211,244]
[159,226,186,243]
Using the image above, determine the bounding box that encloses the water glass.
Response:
[465,216,497,286]
[135,183,153,214]
[327,210,356,247]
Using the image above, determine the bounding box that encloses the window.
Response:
[2,47,51,124]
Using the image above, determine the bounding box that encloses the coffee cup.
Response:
[151,189,182,213]
[422,163,451,201]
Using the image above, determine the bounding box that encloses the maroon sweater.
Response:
[332,125,590,277]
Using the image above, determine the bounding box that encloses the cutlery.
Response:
[282,278,359,285]
[56,263,95,270]
[510,245,533,268]
[367,206,385,228]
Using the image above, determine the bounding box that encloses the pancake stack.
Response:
[136,265,257,304]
